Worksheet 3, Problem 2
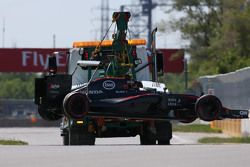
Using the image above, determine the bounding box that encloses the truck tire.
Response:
[155,121,172,145]
[140,124,156,145]
[69,129,95,145]
[63,134,69,145]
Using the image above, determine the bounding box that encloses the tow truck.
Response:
[34,12,249,145]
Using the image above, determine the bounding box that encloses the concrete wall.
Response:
[199,67,250,137]
[0,119,60,127]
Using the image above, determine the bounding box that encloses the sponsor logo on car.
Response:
[103,80,116,90]
[88,90,104,95]
[240,110,248,116]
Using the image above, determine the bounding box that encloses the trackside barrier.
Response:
[199,67,250,137]
[211,120,242,137]
[0,99,60,127]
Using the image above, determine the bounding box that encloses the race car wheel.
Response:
[196,95,222,121]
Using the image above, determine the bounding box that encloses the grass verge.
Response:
[0,139,28,145]
[173,124,222,133]
[199,137,250,144]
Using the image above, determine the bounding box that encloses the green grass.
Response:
[0,139,28,145]
[173,124,222,133]
[199,137,250,144]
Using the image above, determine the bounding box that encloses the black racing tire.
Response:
[195,95,222,121]
[63,92,89,120]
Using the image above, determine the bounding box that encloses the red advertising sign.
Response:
[0,48,184,73]
[159,49,184,73]
[0,48,68,72]
[148,49,184,73]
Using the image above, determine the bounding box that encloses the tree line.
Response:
[171,0,250,78]
[159,0,250,92]
[0,73,36,99]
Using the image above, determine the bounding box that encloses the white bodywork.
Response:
[77,60,100,67]
[141,81,168,92]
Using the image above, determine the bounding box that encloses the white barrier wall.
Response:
[199,67,250,136]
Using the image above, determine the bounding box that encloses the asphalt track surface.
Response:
[0,128,250,167]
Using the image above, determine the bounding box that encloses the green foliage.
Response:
[0,139,28,145]
[0,73,36,99]
[199,137,250,144]
[169,0,250,80]
[173,124,222,133]
[159,73,186,93]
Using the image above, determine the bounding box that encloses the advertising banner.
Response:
[0,48,68,72]
[0,48,184,73]
[159,49,184,73]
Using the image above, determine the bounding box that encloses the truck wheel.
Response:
[155,121,172,145]
[140,124,156,145]
[63,134,69,145]
[69,129,95,145]
[158,139,170,145]
[140,135,156,145]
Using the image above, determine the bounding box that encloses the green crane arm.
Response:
[107,12,136,78]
